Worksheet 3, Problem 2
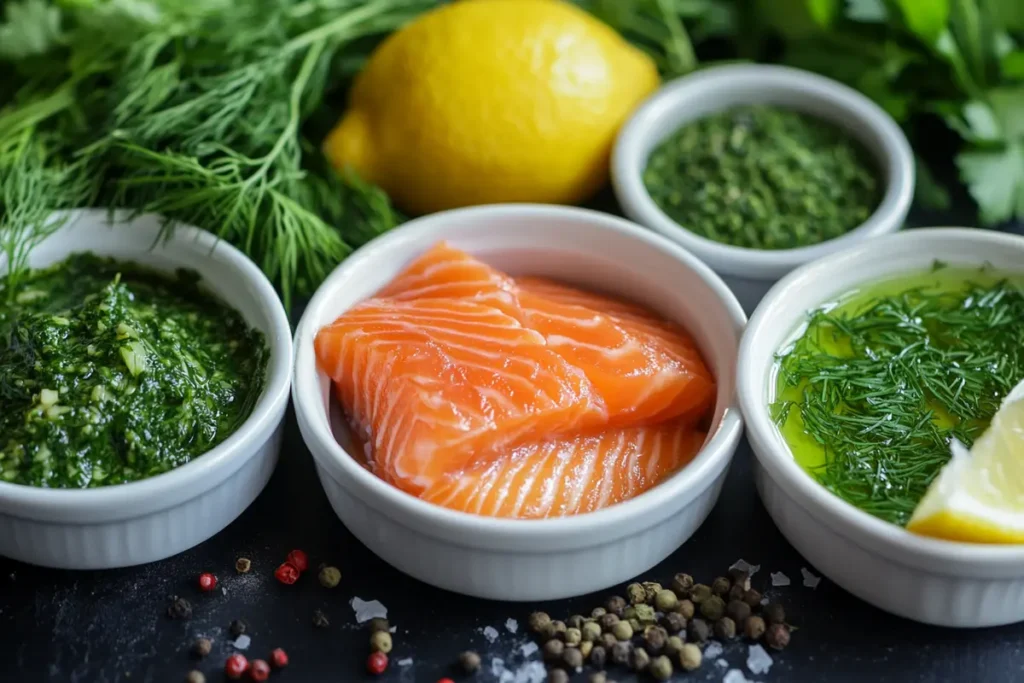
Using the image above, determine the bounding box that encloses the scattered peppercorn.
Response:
[677,599,695,620]
[286,549,308,572]
[627,618,642,633]
[312,609,330,628]
[744,615,766,640]
[671,573,694,597]
[664,635,684,659]
[367,652,388,675]
[198,573,218,592]
[610,641,631,667]
[370,630,393,653]
[622,606,637,622]
[643,626,668,655]
[710,576,731,596]
[714,616,737,640]
[598,613,619,632]
[185,671,205,683]
[545,620,567,640]
[563,646,584,671]
[225,653,249,680]
[728,568,751,592]
[590,645,606,668]
[229,619,247,638]
[728,584,746,602]
[529,611,551,633]
[765,623,791,650]
[567,614,585,630]
[654,589,678,612]
[600,632,617,650]
[317,565,341,588]
[543,639,565,662]
[764,602,786,625]
[649,655,673,681]
[582,621,602,643]
[589,673,607,683]
[167,597,192,620]
[249,659,271,682]
[661,611,686,635]
[591,606,607,619]
[726,599,752,625]
[626,583,645,605]
[564,627,582,647]
[700,595,726,621]
[270,648,288,669]
[634,604,656,624]
[611,620,633,642]
[629,647,650,672]
[679,643,702,672]
[368,618,390,634]
[235,557,251,574]
[580,640,593,660]
[689,584,711,604]
[605,595,626,617]
[191,637,212,658]
[548,670,569,683]
[459,651,481,673]
[274,562,300,585]
[742,589,763,609]
[687,618,710,644]
[641,582,662,603]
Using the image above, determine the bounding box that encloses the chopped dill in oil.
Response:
[771,267,1024,526]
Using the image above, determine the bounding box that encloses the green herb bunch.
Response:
[0,0,433,308]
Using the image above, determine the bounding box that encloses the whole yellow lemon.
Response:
[323,0,659,215]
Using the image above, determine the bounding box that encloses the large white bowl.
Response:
[738,228,1024,627]
[0,209,292,569]
[293,204,746,601]
[613,64,914,314]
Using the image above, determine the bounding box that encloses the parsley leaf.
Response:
[957,142,1024,224]
[0,0,64,60]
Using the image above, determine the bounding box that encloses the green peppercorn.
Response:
[611,641,632,667]
[726,599,752,625]
[629,647,651,672]
[671,573,694,597]
[690,584,712,604]
[660,611,686,635]
[589,673,607,683]
[598,613,619,632]
[605,595,626,617]
[643,626,668,655]
[563,646,584,671]
[529,611,552,633]
[591,606,607,619]
[580,640,593,660]
[742,588,763,609]
[548,669,569,683]
[564,627,582,647]
[590,645,607,668]
[728,583,746,602]
[567,614,585,630]
[185,671,205,683]
[664,635,685,659]
[641,582,662,604]
[634,604,656,624]
[679,643,702,672]
[700,595,726,621]
[744,615,766,640]
[728,568,751,592]
[649,655,673,681]
[581,621,602,643]
[459,651,481,673]
[765,623,791,650]
[714,616,736,640]
[622,605,637,621]
[600,632,617,650]
[368,617,389,634]
[710,576,731,596]
[626,582,646,605]
[677,599,695,620]
[687,618,710,644]
[191,638,212,658]
[612,620,633,642]
[543,639,565,662]
[370,631,392,654]
[317,565,341,588]
[764,603,786,625]
[653,589,678,612]
[628,618,642,633]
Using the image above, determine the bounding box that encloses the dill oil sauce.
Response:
[771,265,1024,526]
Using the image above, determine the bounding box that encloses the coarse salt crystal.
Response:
[350,597,388,623]
[232,634,251,651]
[513,660,547,683]
[505,618,519,634]
[716,659,729,669]
[747,644,773,675]
[703,641,724,659]
[730,559,761,577]
[482,625,500,642]
[519,641,539,657]
[770,572,791,587]
[396,658,413,667]
[389,626,397,633]
[724,669,752,683]
[801,567,821,589]
[760,596,769,605]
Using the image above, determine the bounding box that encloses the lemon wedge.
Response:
[908,378,1024,543]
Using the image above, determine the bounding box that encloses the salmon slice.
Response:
[375,243,716,426]
[314,297,604,494]
[420,423,707,518]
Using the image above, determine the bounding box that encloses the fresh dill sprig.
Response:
[772,276,1024,526]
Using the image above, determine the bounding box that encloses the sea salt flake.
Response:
[801,567,821,589]
[482,625,500,642]
[512,660,547,683]
[747,644,773,675]
[519,641,539,657]
[350,597,388,623]
[396,658,413,667]
[730,559,761,577]
[770,572,791,587]
[232,634,251,650]
[703,641,724,659]
[724,669,752,683]
[505,617,519,634]
[716,659,729,668]
[389,626,397,633]
[761,596,769,605]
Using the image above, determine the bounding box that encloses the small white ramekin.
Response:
[612,63,915,314]
[738,228,1024,627]
[0,209,292,569]
[293,204,746,601]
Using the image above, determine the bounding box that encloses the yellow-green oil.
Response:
[772,264,1017,475]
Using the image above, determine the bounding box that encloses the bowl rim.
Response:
[292,203,746,544]
[738,227,1024,570]
[612,63,915,280]
[0,209,293,521]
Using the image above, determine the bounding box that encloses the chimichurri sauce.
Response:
[0,254,268,488]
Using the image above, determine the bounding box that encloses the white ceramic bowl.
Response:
[293,204,746,601]
[613,63,915,315]
[738,228,1024,627]
[0,209,292,569]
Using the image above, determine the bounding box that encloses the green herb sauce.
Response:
[643,106,882,250]
[0,254,268,488]
[772,265,1024,526]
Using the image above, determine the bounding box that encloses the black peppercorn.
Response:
[191,637,212,658]
[312,609,330,628]
[369,617,390,634]
[764,603,786,625]
[591,606,607,619]
[610,641,632,666]
[689,584,712,604]
[714,616,736,640]
[671,573,694,597]
[661,611,686,635]
[744,615,766,640]
[529,611,552,633]
[459,651,481,673]
[726,599,752,624]
[543,639,565,662]
[228,619,247,638]
[548,669,569,683]
[742,589,763,609]
[728,567,751,592]
[710,576,731,596]
[641,582,662,604]
[626,582,646,605]
[542,620,567,641]
[687,618,710,644]
[765,623,791,650]
[599,613,620,632]
[605,595,626,617]
[700,595,726,621]
[167,596,192,620]
[601,632,617,650]
[563,646,584,671]
[567,614,585,630]
[629,647,651,672]
[643,626,668,655]
[677,599,695,620]
[590,645,607,669]
[728,583,746,602]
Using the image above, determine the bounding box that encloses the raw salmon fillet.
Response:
[375,243,715,426]
[314,297,603,494]
[420,423,707,518]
